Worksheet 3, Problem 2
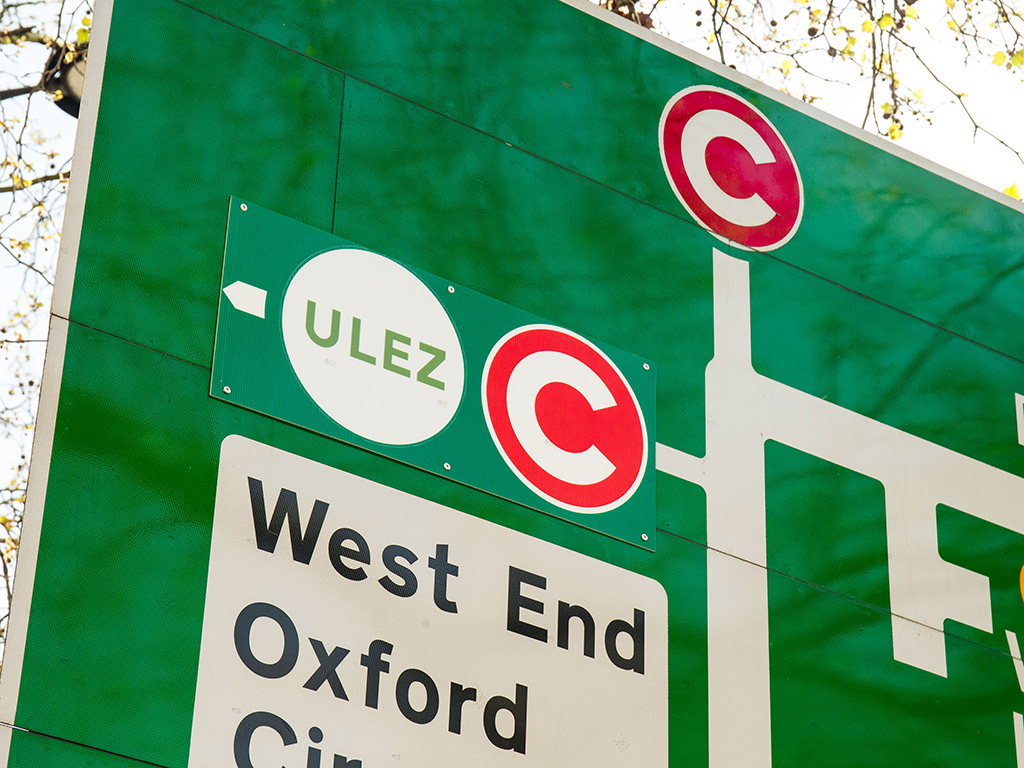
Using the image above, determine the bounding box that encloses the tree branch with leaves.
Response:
[600,0,1024,198]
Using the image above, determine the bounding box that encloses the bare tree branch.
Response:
[0,81,41,101]
[0,170,66,194]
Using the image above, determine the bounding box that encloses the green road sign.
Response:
[3,0,1024,767]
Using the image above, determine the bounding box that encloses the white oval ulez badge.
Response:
[282,248,464,445]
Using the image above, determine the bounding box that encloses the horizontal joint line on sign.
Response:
[0,720,173,768]
[170,0,704,231]
[656,523,1018,660]
[744,248,1024,366]
[65,316,211,371]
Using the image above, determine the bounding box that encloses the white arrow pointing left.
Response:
[223,281,267,319]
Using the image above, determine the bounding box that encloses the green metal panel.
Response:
[70,0,344,365]
[170,0,1024,363]
[766,570,1022,766]
[5,726,143,768]
[333,77,713,458]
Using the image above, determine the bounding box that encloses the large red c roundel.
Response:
[482,325,648,513]
[660,85,803,251]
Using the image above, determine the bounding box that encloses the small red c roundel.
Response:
[660,86,803,251]
[482,325,648,514]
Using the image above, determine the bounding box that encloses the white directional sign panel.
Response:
[189,436,668,768]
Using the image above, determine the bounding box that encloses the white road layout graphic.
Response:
[655,248,1024,768]
[189,436,667,768]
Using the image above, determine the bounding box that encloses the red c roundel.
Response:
[660,86,803,251]
[482,325,648,514]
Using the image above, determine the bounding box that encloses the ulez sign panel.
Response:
[3,0,1024,767]
[211,200,656,547]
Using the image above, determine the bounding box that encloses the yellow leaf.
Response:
[888,124,903,139]
[781,60,792,74]
[947,19,958,28]
[906,6,919,17]
[879,13,894,28]
[994,51,1007,65]
[945,0,955,8]
[76,27,89,45]
[1013,50,1024,67]
[862,19,875,31]
[1005,183,1022,200]
[82,16,92,26]
[880,101,894,113]
[913,88,924,101]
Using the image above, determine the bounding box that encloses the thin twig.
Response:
[1,242,53,285]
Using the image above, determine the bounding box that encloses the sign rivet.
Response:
[447,286,455,294]
[223,386,232,394]
[643,363,650,371]
[641,533,649,541]
[239,203,248,212]
[443,462,452,471]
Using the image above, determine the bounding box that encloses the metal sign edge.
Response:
[0,0,116,760]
